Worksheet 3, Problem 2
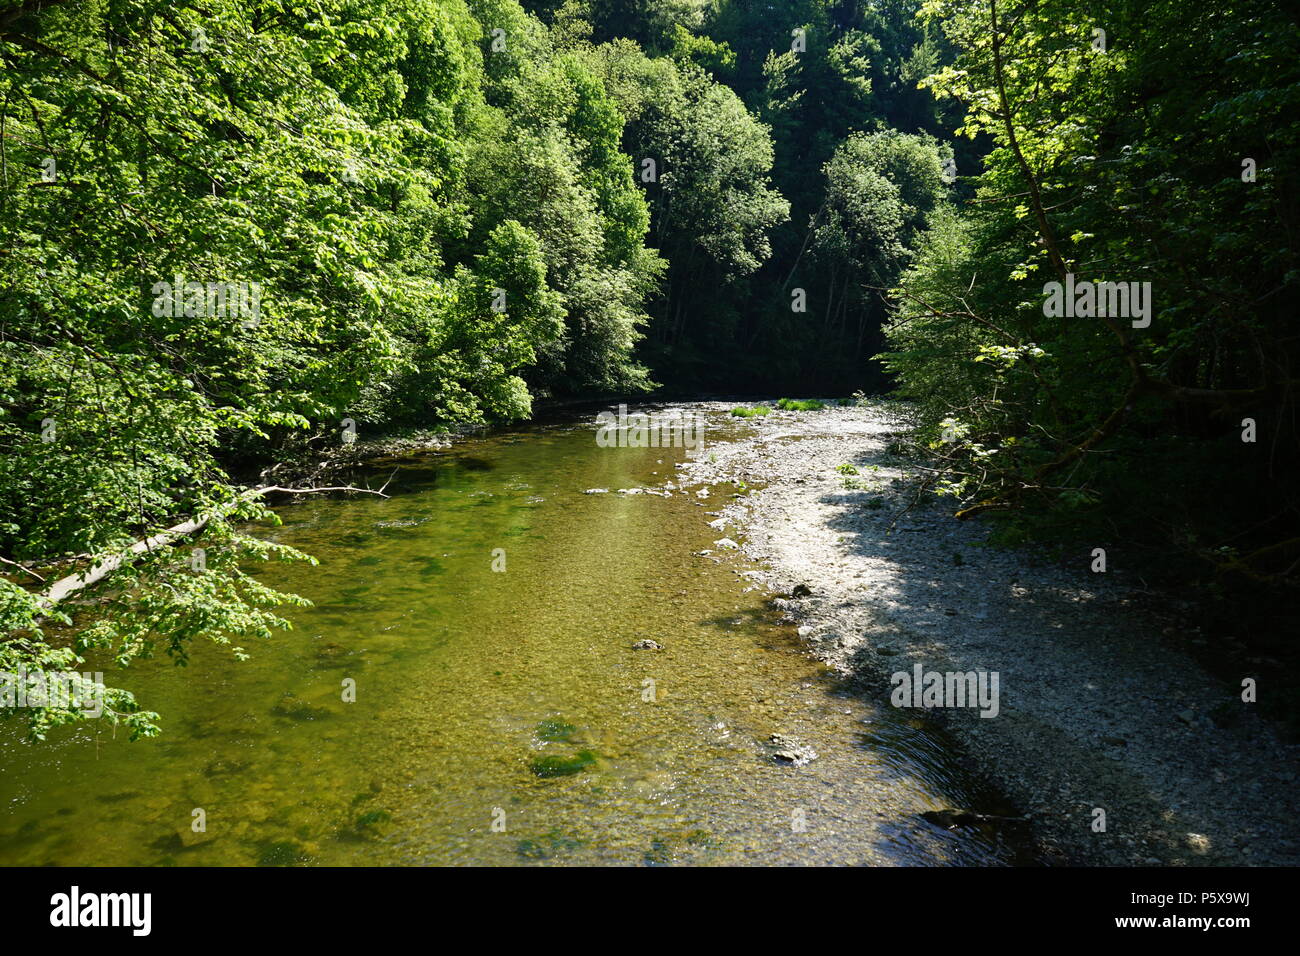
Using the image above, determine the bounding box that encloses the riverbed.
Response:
[0,406,1033,866]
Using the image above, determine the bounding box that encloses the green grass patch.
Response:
[776,398,825,411]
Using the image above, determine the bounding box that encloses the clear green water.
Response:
[0,409,1031,866]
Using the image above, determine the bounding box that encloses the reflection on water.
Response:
[0,411,1036,866]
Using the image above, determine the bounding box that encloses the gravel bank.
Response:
[675,400,1300,866]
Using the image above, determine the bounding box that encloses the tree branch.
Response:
[36,482,391,612]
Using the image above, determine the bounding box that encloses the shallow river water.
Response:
[0,408,1034,865]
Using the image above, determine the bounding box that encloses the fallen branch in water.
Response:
[0,554,46,583]
[36,480,392,612]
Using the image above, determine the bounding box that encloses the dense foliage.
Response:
[880,0,1300,594]
[2,0,1296,738]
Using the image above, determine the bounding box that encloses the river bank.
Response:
[672,400,1300,866]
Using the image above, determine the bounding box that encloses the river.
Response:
[0,407,1033,865]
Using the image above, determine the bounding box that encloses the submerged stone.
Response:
[644,839,672,866]
[270,692,333,721]
[203,758,251,778]
[257,839,311,866]
[355,810,392,828]
[312,642,359,670]
[516,828,583,860]
[530,750,598,778]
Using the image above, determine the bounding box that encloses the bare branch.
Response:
[1,554,46,582]
[36,483,390,612]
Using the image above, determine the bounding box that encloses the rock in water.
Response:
[530,751,598,778]
[768,733,818,766]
